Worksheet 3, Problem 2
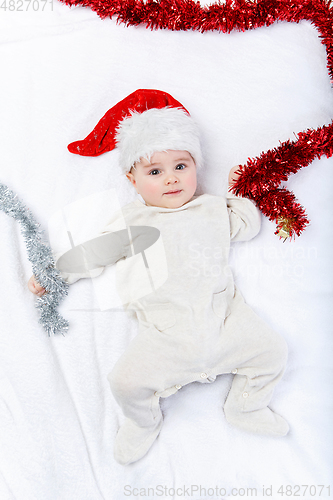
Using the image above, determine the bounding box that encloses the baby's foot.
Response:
[224,404,289,437]
[114,418,163,465]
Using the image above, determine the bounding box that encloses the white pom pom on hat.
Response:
[67,89,203,173]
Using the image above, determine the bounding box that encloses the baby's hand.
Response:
[228,165,242,186]
[28,275,46,296]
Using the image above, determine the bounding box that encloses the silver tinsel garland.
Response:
[0,183,69,336]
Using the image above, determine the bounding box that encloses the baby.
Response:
[28,89,289,466]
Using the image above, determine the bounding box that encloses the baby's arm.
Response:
[227,165,261,242]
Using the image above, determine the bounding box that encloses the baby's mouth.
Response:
[164,189,183,195]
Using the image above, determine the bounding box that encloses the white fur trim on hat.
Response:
[115,107,203,173]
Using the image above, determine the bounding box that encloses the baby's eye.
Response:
[175,163,186,170]
[149,169,161,176]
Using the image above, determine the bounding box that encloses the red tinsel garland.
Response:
[231,122,333,238]
[57,0,333,238]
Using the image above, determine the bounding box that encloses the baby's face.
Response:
[126,150,197,209]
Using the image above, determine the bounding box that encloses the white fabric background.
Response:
[0,2,332,499]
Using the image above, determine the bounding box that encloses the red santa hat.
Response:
[68,89,203,173]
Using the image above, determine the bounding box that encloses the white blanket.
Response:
[0,3,332,499]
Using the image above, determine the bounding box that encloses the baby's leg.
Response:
[107,324,187,465]
[217,289,289,436]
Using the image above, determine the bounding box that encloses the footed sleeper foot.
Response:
[224,404,289,437]
[114,418,163,465]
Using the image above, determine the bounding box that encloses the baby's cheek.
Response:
[144,181,161,197]
[187,171,197,193]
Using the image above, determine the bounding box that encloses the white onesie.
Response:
[57,193,289,465]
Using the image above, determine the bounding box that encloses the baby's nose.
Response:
[165,174,179,184]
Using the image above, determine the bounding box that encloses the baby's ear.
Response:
[126,172,136,187]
